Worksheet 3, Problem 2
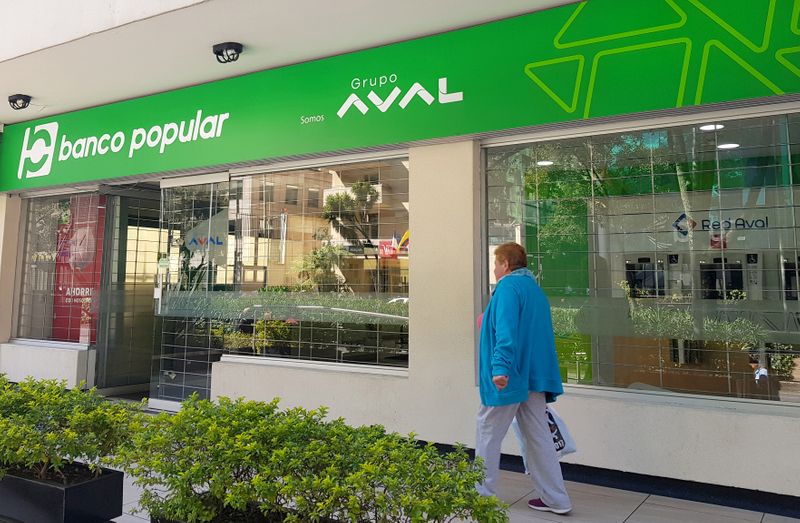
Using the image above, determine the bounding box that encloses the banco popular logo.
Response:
[337,75,463,118]
[18,122,59,180]
[672,213,697,237]
[16,110,230,182]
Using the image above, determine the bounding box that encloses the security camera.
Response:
[8,94,31,110]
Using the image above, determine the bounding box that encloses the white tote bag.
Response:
[546,406,577,458]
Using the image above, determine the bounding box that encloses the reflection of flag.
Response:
[399,230,410,249]
[379,240,398,259]
[392,232,400,250]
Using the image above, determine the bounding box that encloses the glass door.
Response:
[152,180,235,402]
[95,186,162,393]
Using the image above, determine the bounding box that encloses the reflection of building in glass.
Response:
[140,159,411,401]
[233,160,409,295]
[487,114,800,402]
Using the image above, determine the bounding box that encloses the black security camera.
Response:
[8,94,31,110]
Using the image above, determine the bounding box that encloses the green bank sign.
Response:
[2,0,800,191]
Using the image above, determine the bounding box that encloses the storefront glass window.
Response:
[486,113,800,403]
[154,158,409,400]
[16,194,106,344]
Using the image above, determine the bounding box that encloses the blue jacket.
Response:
[479,268,564,406]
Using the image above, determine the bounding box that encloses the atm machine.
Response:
[653,252,764,300]
[620,252,764,300]
[624,256,666,298]
[622,254,690,298]
[781,255,799,301]
[698,253,763,300]
[699,257,744,300]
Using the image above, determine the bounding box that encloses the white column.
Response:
[0,194,22,343]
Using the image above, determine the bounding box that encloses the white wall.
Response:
[0,341,95,389]
[555,388,800,495]
[0,0,202,62]
[211,140,800,497]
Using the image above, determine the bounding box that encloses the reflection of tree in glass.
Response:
[30,199,70,261]
[177,241,207,292]
[322,181,379,247]
[521,141,610,255]
[296,228,350,292]
[619,279,767,360]
[767,343,799,379]
[619,280,695,340]
[550,306,580,337]
[702,317,765,352]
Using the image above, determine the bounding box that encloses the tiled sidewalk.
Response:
[112,470,800,523]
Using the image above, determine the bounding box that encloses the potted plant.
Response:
[115,394,508,522]
[0,376,140,523]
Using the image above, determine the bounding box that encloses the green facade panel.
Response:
[2,0,800,191]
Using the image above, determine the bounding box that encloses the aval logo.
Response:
[337,77,463,118]
[188,236,224,246]
[18,122,58,180]
[673,213,697,237]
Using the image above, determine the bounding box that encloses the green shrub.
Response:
[115,395,282,522]
[253,420,507,523]
[116,395,508,523]
[264,431,508,523]
[0,377,141,481]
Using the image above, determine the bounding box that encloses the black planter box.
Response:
[0,466,123,523]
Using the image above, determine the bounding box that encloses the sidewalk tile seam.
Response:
[622,494,651,523]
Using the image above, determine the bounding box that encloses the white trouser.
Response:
[476,392,571,511]
[511,417,529,473]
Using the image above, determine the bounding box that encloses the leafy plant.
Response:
[617,280,767,351]
[178,242,209,292]
[254,421,506,523]
[0,377,141,482]
[222,320,292,354]
[767,343,799,379]
[322,181,380,247]
[296,243,351,292]
[550,307,580,337]
[116,395,508,523]
[115,395,283,522]
[702,317,766,351]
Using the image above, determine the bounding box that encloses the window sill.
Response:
[8,338,91,351]
[219,354,409,378]
[563,383,800,418]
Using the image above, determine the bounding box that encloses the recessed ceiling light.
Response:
[536,160,554,166]
[700,124,724,131]
[717,143,740,150]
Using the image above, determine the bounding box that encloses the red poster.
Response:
[52,194,106,344]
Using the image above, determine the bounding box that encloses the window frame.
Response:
[11,190,107,346]
[226,151,411,372]
[479,100,800,408]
